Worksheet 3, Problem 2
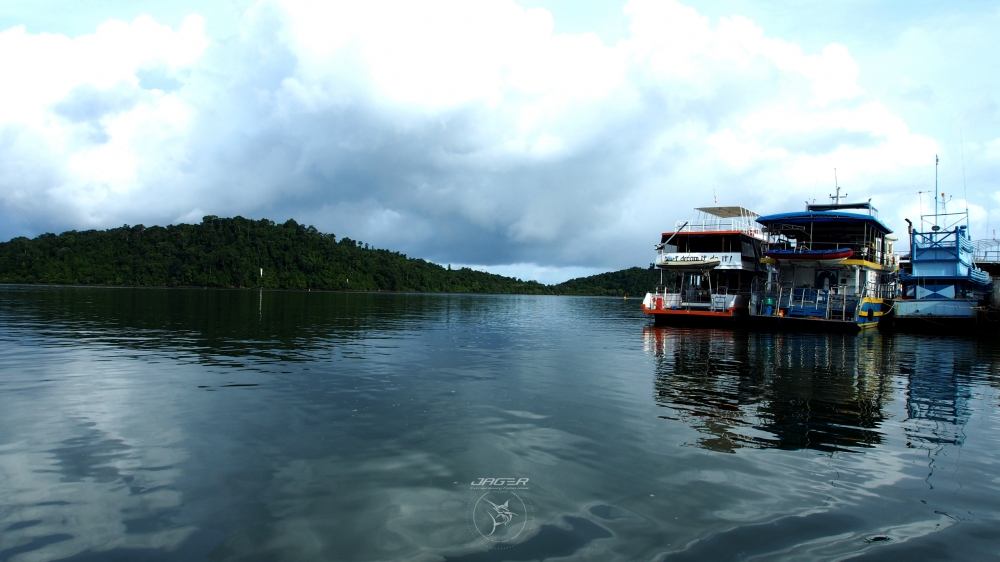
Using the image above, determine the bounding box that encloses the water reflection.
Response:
[895,336,977,449]
[0,404,192,561]
[2,286,1000,560]
[0,287,617,561]
[643,327,1000,560]
[0,285,539,371]
[643,326,893,453]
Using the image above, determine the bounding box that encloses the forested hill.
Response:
[553,267,657,296]
[0,216,652,295]
[0,216,551,293]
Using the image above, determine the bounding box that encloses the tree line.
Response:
[0,216,656,295]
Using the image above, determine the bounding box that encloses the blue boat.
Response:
[750,199,899,332]
[889,166,993,331]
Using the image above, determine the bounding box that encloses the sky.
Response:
[2,0,1000,283]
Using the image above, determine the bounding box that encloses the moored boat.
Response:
[884,162,994,333]
[642,206,766,326]
[750,200,898,331]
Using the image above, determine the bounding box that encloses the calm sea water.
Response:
[1,286,999,561]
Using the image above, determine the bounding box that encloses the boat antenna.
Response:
[829,168,847,204]
[961,129,970,225]
[934,155,939,224]
[917,190,931,218]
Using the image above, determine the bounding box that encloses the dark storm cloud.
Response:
[179,87,649,267]
[152,15,661,270]
[1,0,966,279]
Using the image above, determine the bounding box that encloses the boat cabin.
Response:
[752,202,897,329]
[645,207,765,318]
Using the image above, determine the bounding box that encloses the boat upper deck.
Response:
[908,211,989,282]
[756,202,895,268]
[757,201,893,236]
[659,206,764,242]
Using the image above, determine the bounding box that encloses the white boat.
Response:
[642,206,766,325]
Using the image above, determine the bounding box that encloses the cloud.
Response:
[3,0,990,281]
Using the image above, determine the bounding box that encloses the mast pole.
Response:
[829,169,847,204]
[935,155,939,224]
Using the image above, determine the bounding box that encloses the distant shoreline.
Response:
[0,282,630,298]
[0,217,654,297]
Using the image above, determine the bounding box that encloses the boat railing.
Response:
[682,286,730,305]
[912,228,961,251]
[644,290,681,310]
[918,211,970,234]
[975,249,1000,264]
[756,284,859,320]
[645,287,735,310]
[974,240,1000,264]
[767,240,853,251]
[677,219,763,238]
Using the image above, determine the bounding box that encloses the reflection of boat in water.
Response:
[640,324,998,558]
[750,200,898,332]
[642,325,892,453]
[641,207,765,326]
[887,163,994,332]
[642,325,983,457]
[894,334,976,451]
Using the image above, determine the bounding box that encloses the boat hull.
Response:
[882,299,1000,334]
[748,314,874,333]
[642,290,749,327]
[749,296,889,332]
[893,299,978,319]
[642,306,745,327]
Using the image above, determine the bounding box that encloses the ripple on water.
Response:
[1,288,1000,560]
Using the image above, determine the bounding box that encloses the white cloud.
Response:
[1,0,995,281]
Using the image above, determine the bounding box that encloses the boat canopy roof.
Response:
[806,202,878,213]
[658,205,764,243]
[756,210,893,235]
[695,206,759,219]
